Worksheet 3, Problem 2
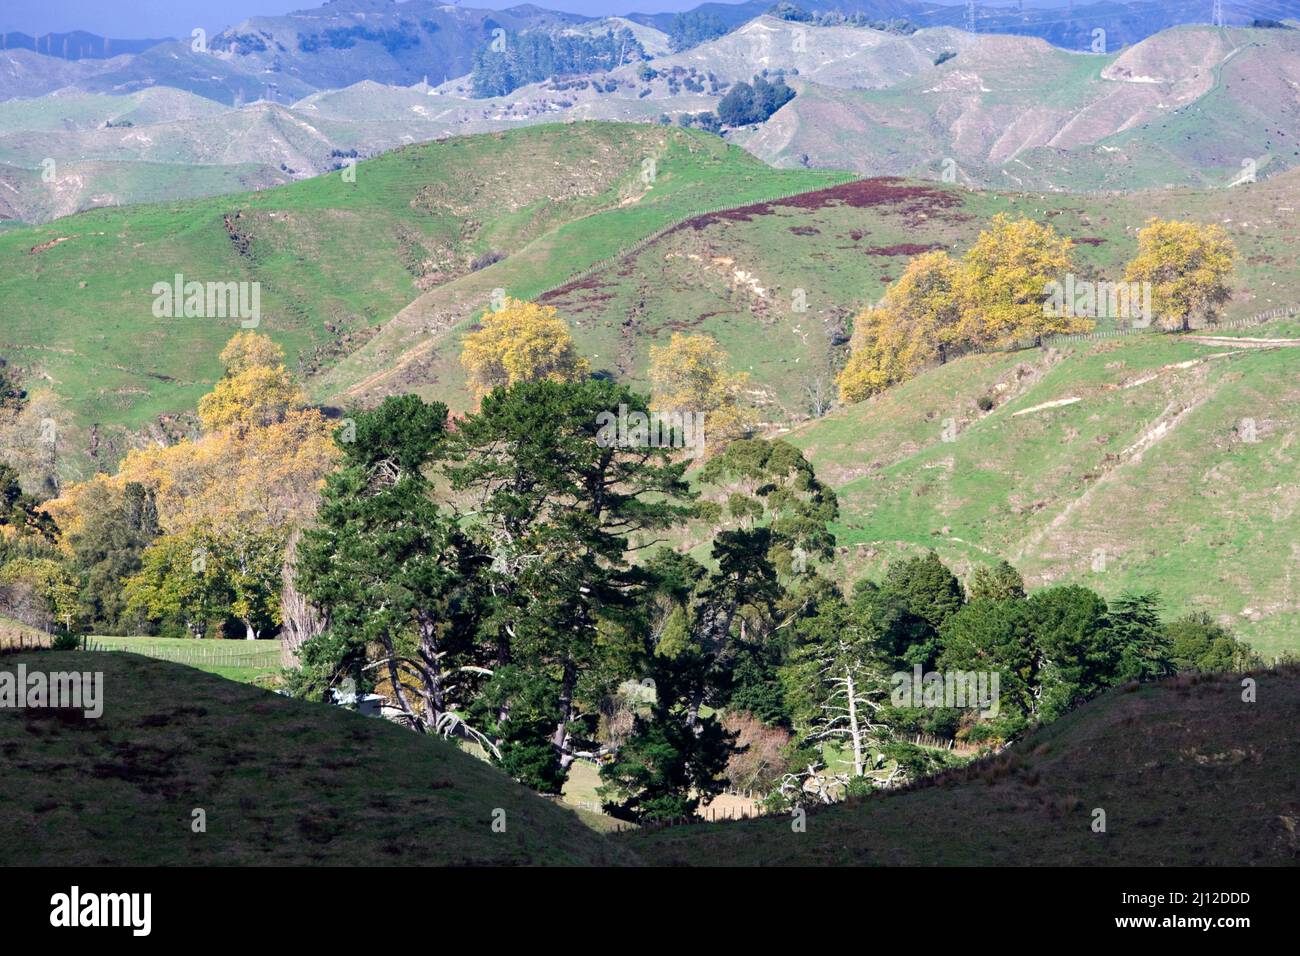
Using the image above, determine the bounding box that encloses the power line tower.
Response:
[1212,0,1224,27]
[966,0,976,33]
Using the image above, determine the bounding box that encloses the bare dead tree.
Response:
[807,647,888,779]
[803,375,833,418]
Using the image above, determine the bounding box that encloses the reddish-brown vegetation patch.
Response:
[679,178,964,233]
[539,273,610,303]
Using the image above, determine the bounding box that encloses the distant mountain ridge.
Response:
[1,20,1296,223]
[2,0,1287,106]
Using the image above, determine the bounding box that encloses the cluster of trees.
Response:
[730,551,1256,806]
[470,28,646,98]
[301,289,1259,816]
[768,2,918,32]
[460,297,756,450]
[717,75,795,127]
[667,11,730,52]
[0,298,761,660]
[0,334,338,642]
[676,111,723,134]
[292,396,1258,817]
[292,393,841,818]
[838,216,1237,403]
[294,23,423,55]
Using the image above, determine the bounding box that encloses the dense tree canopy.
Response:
[839,216,1087,403]
[717,75,795,126]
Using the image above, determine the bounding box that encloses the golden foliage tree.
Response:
[1123,218,1236,331]
[460,297,589,398]
[956,213,1083,347]
[198,332,307,435]
[648,332,757,445]
[47,332,338,638]
[837,251,964,403]
[838,217,1091,405]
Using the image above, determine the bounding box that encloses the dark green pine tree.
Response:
[296,395,491,743]
[1025,584,1113,722]
[876,551,966,670]
[449,378,695,791]
[1105,592,1174,682]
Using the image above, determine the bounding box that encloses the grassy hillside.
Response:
[0,122,846,476]
[0,159,286,224]
[0,614,47,649]
[84,636,282,684]
[625,665,1300,865]
[0,651,627,865]
[380,160,1300,423]
[785,324,1300,659]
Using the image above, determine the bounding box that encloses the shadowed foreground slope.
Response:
[0,652,628,866]
[4,653,1294,866]
[624,668,1300,866]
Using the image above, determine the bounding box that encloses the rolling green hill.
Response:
[0,651,626,865]
[625,665,1300,865]
[0,123,846,475]
[362,156,1300,424]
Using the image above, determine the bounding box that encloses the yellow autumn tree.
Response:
[460,297,589,398]
[837,251,965,403]
[956,214,1086,346]
[111,331,334,534]
[117,409,336,535]
[1123,218,1235,331]
[197,332,307,434]
[648,332,757,446]
[46,332,339,639]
